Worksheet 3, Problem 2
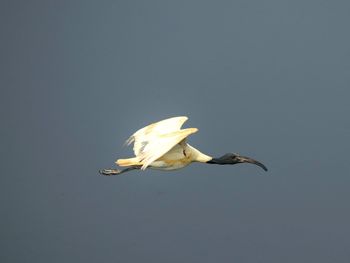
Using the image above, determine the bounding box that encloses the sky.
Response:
[1,0,350,262]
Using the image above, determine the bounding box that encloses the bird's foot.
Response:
[99,169,122,176]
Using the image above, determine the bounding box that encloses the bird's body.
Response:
[119,142,212,171]
[100,116,267,175]
[115,116,211,170]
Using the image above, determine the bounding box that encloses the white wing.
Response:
[125,116,198,170]
[127,116,188,156]
[138,128,198,170]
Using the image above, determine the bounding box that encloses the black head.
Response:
[208,153,268,171]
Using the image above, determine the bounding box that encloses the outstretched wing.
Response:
[127,116,189,156]
[138,128,198,170]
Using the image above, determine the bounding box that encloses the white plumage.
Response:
[100,116,267,175]
[117,116,211,170]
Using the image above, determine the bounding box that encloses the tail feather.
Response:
[116,157,141,167]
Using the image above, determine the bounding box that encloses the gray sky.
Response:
[1,0,350,262]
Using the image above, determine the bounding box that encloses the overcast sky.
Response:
[1,1,350,262]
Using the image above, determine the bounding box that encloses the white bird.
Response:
[100,116,267,175]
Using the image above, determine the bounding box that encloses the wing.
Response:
[138,128,198,170]
[127,116,189,156]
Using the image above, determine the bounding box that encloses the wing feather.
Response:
[127,116,188,156]
[138,128,198,170]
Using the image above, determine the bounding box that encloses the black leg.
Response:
[99,166,140,176]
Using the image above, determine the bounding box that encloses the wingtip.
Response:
[141,164,148,170]
[190,127,199,133]
[170,116,188,122]
[124,136,134,146]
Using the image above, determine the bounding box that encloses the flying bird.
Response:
[100,116,267,175]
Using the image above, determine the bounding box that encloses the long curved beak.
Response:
[237,156,268,171]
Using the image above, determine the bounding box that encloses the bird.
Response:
[99,116,267,175]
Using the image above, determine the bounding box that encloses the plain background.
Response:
[1,1,350,262]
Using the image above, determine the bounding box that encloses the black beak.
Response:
[237,156,268,171]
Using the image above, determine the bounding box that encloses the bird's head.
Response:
[209,153,268,171]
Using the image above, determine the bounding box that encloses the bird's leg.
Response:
[99,166,140,176]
